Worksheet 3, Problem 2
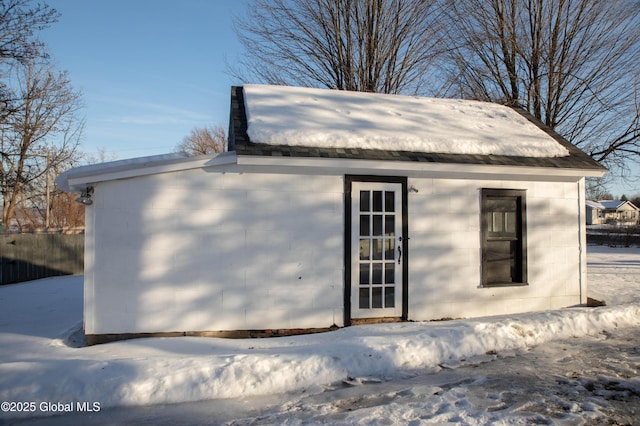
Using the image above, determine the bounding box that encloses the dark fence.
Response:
[0,233,84,285]
[587,226,640,247]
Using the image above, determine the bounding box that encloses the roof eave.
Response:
[236,154,606,179]
[57,152,237,192]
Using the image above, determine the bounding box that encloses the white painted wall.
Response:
[85,164,344,335]
[84,162,586,336]
[406,177,584,321]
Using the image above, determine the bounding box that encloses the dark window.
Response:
[481,189,527,287]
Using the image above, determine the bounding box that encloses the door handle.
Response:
[397,244,402,265]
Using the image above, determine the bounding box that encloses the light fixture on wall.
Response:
[76,186,94,205]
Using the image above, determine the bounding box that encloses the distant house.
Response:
[585,200,605,225]
[57,84,606,345]
[597,200,640,225]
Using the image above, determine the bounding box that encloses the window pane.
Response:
[491,212,504,234]
[385,191,395,212]
[373,215,383,236]
[373,191,383,212]
[487,197,516,213]
[359,239,370,260]
[372,239,383,260]
[505,211,516,234]
[359,263,370,284]
[385,286,395,307]
[359,215,370,236]
[487,198,517,237]
[359,288,369,309]
[372,287,382,308]
[372,263,383,284]
[384,263,394,283]
[486,240,516,283]
[360,191,370,212]
[385,215,395,236]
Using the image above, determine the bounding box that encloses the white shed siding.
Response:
[406,178,582,321]
[85,165,344,335]
[83,160,587,336]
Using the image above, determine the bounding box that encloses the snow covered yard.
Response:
[1,246,639,425]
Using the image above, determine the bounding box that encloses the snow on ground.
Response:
[586,245,640,306]
[243,84,570,157]
[1,246,639,425]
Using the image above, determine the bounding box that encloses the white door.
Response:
[351,181,404,319]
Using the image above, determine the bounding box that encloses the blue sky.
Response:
[42,0,246,160]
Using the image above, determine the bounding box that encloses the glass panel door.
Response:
[351,182,403,319]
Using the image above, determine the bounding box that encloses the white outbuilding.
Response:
[57,85,606,344]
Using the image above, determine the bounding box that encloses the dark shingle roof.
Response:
[228,86,605,172]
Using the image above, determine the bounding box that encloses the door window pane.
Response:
[384,263,395,283]
[372,239,383,260]
[372,263,383,284]
[373,191,383,212]
[359,288,369,309]
[385,216,395,236]
[384,239,394,260]
[360,191,370,212]
[385,286,395,307]
[359,239,370,260]
[359,215,370,236]
[372,287,382,308]
[373,215,383,236]
[385,191,395,212]
[359,263,370,285]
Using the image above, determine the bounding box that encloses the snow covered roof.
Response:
[586,200,605,210]
[599,200,640,211]
[230,85,605,173]
[242,84,568,158]
[600,200,624,210]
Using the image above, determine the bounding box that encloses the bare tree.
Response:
[232,0,445,95]
[1,59,83,229]
[585,177,614,201]
[441,0,640,172]
[82,146,118,165]
[176,125,225,156]
[0,0,58,121]
[47,190,84,231]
